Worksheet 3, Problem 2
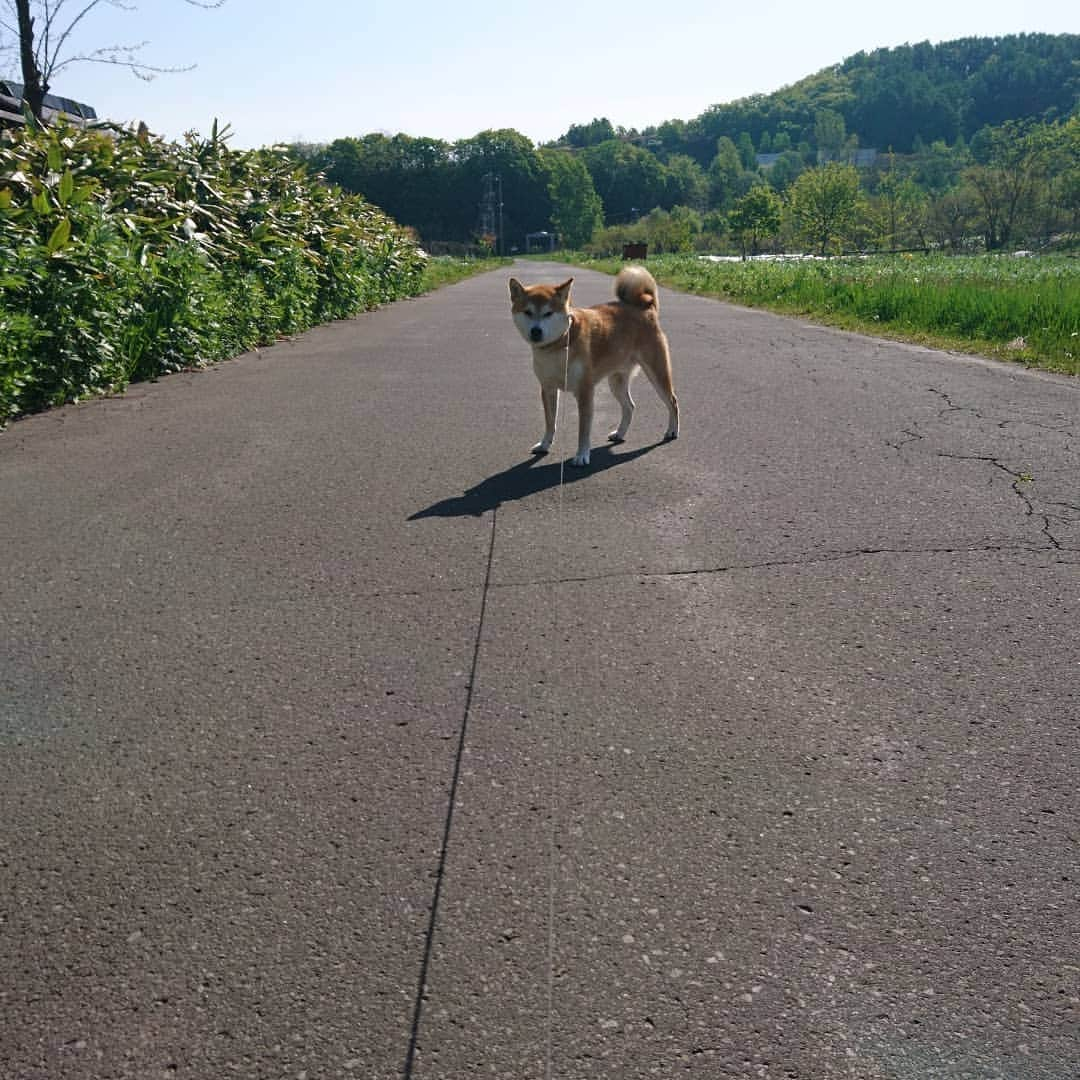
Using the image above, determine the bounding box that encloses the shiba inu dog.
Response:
[508,266,679,467]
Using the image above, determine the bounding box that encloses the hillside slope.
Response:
[564,34,1080,162]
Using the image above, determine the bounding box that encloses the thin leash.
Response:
[544,310,572,1080]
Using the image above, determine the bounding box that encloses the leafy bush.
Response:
[587,206,711,257]
[0,119,426,424]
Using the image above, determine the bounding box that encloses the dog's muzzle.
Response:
[530,326,543,343]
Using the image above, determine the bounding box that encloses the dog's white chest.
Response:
[533,350,584,392]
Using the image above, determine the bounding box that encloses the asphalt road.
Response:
[1,260,1078,1080]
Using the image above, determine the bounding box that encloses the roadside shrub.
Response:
[0,119,426,424]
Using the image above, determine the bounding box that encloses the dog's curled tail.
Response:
[615,265,660,312]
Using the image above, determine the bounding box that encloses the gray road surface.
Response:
[2,261,1078,1079]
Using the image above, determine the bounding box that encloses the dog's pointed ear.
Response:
[555,278,574,299]
[508,278,524,302]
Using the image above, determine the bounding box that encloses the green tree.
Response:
[708,136,742,210]
[911,138,969,194]
[868,157,928,249]
[926,188,977,251]
[319,137,364,191]
[313,133,452,242]
[813,109,848,160]
[540,148,602,248]
[563,117,617,148]
[789,162,863,253]
[963,121,1053,249]
[736,131,757,170]
[730,185,782,256]
[848,67,959,152]
[965,34,1079,132]
[655,119,689,160]
[664,153,709,211]
[643,205,699,253]
[582,138,667,223]
[767,150,805,192]
[1048,116,1080,238]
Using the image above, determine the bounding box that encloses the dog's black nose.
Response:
[530,326,543,342]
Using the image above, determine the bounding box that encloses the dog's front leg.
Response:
[532,385,558,455]
[571,382,594,467]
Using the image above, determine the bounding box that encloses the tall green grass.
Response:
[418,255,512,293]
[0,120,426,424]
[578,254,1080,375]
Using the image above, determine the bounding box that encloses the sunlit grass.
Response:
[570,254,1080,376]
[418,255,511,293]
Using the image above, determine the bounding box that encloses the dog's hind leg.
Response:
[641,340,679,441]
[532,385,558,454]
[607,371,635,443]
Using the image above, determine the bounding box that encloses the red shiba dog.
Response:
[508,266,679,466]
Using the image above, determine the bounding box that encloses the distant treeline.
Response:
[290,34,1079,253]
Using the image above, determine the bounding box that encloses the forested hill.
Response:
[561,33,1079,160]
[296,34,1078,249]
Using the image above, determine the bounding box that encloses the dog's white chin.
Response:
[513,315,570,347]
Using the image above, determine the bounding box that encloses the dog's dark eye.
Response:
[542,312,552,319]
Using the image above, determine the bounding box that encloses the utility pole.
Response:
[497,173,504,257]
[480,172,505,256]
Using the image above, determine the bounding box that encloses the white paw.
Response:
[531,441,551,455]
[607,430,626,444]
[570,449,590,467]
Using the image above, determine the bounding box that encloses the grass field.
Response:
[419,255,511,292]
[573,254,1080,376]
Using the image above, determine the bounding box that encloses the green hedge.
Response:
[0,120,426,424]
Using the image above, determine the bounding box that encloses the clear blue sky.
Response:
[4,0,1077,147]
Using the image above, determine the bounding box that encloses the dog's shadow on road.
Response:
[408,442,662,520]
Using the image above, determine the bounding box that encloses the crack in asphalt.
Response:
[887,386,1077,551]
[935,452,1065,550]
[927,384,1077,440]
[355,538,1073,605]
[885,428,925,453]
[488,540,1073,591]
[927,386,978,417]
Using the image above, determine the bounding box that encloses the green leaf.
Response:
[47,141,62,173]
[58,170,75,206]
[31,189,51,216]
[47,217,72,254]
